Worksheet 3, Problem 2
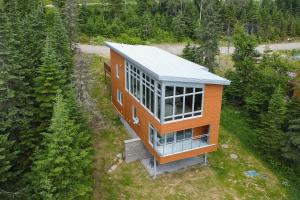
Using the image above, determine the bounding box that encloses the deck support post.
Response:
[204,153,208,165]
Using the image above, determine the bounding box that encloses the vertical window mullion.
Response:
[192,88,195,114]
[139,71,142,103]
[172,86,175,120]
[154,81,157,117]
[183,87,186,118]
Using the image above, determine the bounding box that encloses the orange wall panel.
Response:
[110,49,224,164]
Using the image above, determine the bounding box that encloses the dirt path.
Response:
[78,42,300,58]
[74,52,107,200]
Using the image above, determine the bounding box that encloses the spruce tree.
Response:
[0,6,33,176]
[194,0,222,71]
[282,118,300,165]
[225,24,257,105]
[34,36,65,134]
[46,9,73,82]
[257,87,286,158]
[0,134,17,184]
[63,0,79,47]
[31,93,92,200]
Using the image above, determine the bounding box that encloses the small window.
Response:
[132,106,137,120]
[117,89,123,105]
[116,64,120,78]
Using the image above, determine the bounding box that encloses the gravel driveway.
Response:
[78,42,300,58]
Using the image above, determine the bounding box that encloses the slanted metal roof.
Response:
[105,42,230,85]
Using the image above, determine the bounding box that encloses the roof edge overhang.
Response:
[159,76,231,85]
[105,42,231,86]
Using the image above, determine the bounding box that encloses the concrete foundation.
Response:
[141,155,206,176]
[124,138,151,163]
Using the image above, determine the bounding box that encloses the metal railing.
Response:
[155,134,209,156]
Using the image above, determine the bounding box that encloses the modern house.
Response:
[105,42,230,168]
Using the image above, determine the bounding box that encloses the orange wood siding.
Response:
[110,49,224,164]
[193,125,209,137]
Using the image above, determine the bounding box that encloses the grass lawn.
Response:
[88,54,289,200]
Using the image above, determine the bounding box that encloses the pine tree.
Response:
[257,87,286,158]
[30,93,92,200]
[194,0,222,71]
[34,36,66,134]
[225,24,257,105]
[0,5,33,176]
[282,118,300,165]
[46,9,73,83]
[63,0,79,47]
[0,134,17,184]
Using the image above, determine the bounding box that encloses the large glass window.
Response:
[163,86,203,122]
[125,61,161,120]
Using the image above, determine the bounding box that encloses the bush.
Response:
[113,33,145,45]
[90,35,105,45]
[78,34,90,43]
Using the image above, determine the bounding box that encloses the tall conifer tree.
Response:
[34,36,66,134]
[257,87,286,158]
[31,93,92,200]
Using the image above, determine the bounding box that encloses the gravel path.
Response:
[78,42,300,58]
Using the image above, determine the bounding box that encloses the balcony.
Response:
[154,134,210,156]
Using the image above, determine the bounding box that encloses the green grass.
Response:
[88,54,290,200]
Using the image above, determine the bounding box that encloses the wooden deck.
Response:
[104,61,111,82]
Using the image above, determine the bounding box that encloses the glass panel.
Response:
[136,79,140,100]
[184,95,193,113]
[184,114,192,118]
[149,126,154,145]
[150,90,155,113]
[142,85,146,105]
[157,134,165,146]
[175,97,183,115]
[130,76,134,93]
[194,93,202,111]
[156,96,161,119]
[126,69,129,90]
[165,117,172,122]
[176,131,185,141]
[195,88,203,92]
[186,87,193,94]
[132,107,137,118]
[157,83,161,90]
[165,86,174,97]
[194,112,201,116]
[166,133,174,143]
[146,87,150,109]
[164,98,173,117]
[175,115,183,120]
[176,87,184,95]
[185,129,192,138]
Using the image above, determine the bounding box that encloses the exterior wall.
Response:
[110,49,224,164]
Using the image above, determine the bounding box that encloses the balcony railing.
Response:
[155,134,209,156]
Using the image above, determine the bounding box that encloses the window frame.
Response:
[117,89,123,105]
[125,60,161,121]
[161,82,204,123]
